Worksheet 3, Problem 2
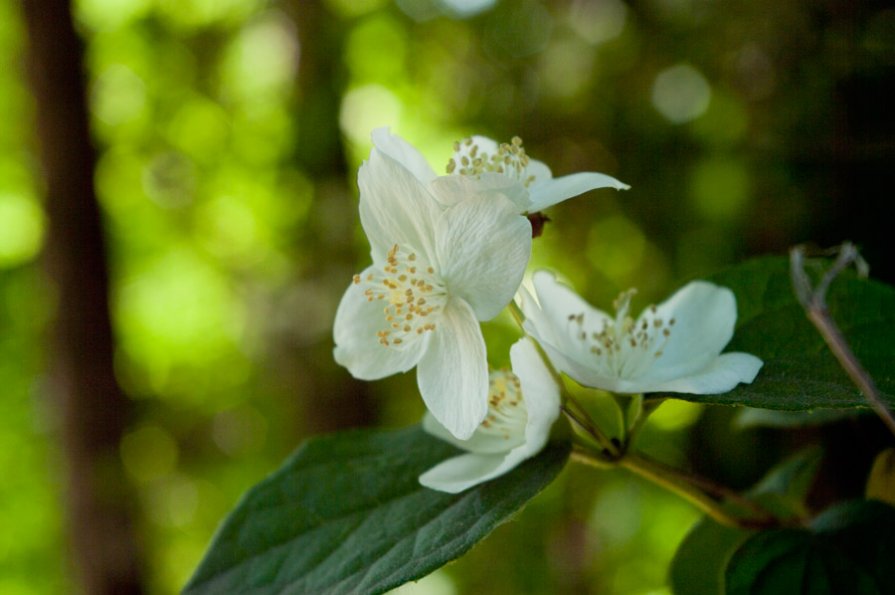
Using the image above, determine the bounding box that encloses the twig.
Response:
[790,244,895,438]
[573,447,778,530]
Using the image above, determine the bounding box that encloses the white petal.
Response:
[419,338,561,494]
[428,173,531,211]
[419,435,546,493]
[519,284,581,379]
[522,158,553,187]
[333,268,427,379]
[370,127,436,183]
[527,331,627,391]
[511,338,561,451]
[422,411,519,454]
[639,352,763,394]
[529,172,630,211]
[421,411,460,446]
[437,194,531,321]
[358,148,442,262]
[416,299,489,440]
[458,135,500,157]
[526,270,613,365]
[643,281,738,383]
[418,452,506,493]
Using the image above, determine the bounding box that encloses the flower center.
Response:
[354,244,447,348]
[479,370,527,443]
[568,289,675,379]
[445,136,537,187]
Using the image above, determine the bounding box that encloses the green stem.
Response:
[563,399,621,458]
[507,299,526,329]
[620,453,778,530]
[572,446,778,530]
[571,444,615,469]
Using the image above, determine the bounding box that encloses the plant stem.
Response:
[507,298,526,328]
[620,453,778,530]
[790,244,895,438]
[573,447,777,530]
[624,396,663,450]
[563,399,621,458]
[571,444,615,469]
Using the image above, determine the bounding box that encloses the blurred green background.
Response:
[1,0,893,593]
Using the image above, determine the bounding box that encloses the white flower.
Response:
[333,135,532,440]
[419,338,561,493]
[520,271,763,394]
[371,128,629,214]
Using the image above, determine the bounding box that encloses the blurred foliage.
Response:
[0,0,892,593]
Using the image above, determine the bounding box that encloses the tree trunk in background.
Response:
[284,0,378,435]
[20,1,145,593]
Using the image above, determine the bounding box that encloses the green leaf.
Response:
[670,519,751,595]
[725,500,895,595]
[734,407,861,429]
[675,256,895,411]
[184,425,570,594]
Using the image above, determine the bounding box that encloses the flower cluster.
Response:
[333,129,761,492]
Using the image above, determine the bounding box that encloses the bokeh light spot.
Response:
[691,92,748,146]
[92,64,147,127]
[115,246,245,396]
[220,13,298,102]
[345,15,407,83]
[0,194,44,268]
[142,151,196,208]
[589,480,642,545]
[165,96,230,162]
[438,0,496,18]
[156,0,263,31]
[75,0,152,31]
[146,475,199,528]
[651,63,711,123]
[121,425,179,482]
[540,37,594,99]
[690,158,751,222]
[586,215,646,283]
[340,84,403,143]
[568,0,627,45]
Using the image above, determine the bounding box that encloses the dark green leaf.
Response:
[669,447,822,594]
[184,425,570,594]
[675,256,895,411]
[670,519,750,595]
[725,500,895,595]
[734,407,861,429]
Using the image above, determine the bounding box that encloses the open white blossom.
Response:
[333,135,532,440]
[520,271,763,394]
[419,338,561,493]
[371,128,629,214]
